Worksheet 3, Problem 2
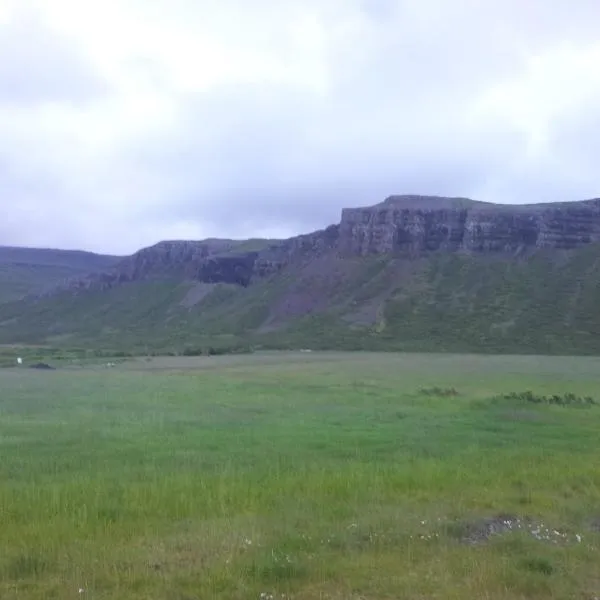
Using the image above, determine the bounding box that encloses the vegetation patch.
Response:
[498,390,596,406]
[419,386,459,397]
[181,344,254,357]
[519,556,555,576]
[29,362,55,370]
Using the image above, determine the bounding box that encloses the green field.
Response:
[1,352,599,599]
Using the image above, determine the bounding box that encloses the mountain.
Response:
[2,194,600,354]
[0,246,121,304]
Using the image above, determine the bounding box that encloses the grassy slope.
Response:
[0,280,195,347]
[0,255,401,349]
[260,244,600,354]
[0,247,120,303]
[381,247,600,354]
[0,352,599,599]
[2,244,600,353]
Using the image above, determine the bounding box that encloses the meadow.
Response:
[1,351,599,599]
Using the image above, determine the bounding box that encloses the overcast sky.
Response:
[2,0,600,254]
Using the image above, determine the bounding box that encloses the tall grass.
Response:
[1,352,599,599]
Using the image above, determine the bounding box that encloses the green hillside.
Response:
[1,243,600,354]
[0,246,120,303]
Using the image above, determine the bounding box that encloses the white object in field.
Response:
[17,357,22,365]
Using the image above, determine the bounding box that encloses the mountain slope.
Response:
[0,246,121,303]
[3,195,600,354]
[2,247,600,354]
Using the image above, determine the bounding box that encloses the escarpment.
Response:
[338,195,600,256]
[35,195,600,297]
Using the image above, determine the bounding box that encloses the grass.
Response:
[1,352,599,599]
[382,248,600,354]
[6,244,600,355]
[0,263,79,303]
[0,247,119,304]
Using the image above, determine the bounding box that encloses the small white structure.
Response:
[16,357,22,365]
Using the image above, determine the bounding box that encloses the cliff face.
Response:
[113,240,259,285]
[253,225,340,278]
[57,240,262,293]
[339,195,600,256]
[49,227,341,295]
[36,195,600,297]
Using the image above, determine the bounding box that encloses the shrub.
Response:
[419,386,459,397]
[500,391,596,406]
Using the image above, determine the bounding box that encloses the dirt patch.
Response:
[444,514,522,544]
[442,514,582,546]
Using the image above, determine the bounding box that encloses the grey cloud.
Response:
[0,161,70,247]
[118,20,529,239]
[123,104,520,241]
[359,0,396,21]
[0,11,107,106]
[3,1,600,253]
[549,99,600,175]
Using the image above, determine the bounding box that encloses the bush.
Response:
[181,345,254,357]
[500,391,596,406]
[419,386,459,397]
[182,346,204,356]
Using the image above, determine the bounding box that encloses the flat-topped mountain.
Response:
[2,194,600,355]
[29,195,600,297]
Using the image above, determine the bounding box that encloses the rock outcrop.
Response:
[114,240,259,286]
[54,240,262,293]
[339,195,600,256]
[35,195,600,297]
[44,226,341,296]
[253,225,340,279]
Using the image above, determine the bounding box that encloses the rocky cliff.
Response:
[35,195,600,297]
[339,195,600,256]
[55,240,261,293]
[47,226,340,295]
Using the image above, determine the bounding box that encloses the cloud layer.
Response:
[2,0,600,253]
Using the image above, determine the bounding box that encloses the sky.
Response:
[2,0,600,254]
